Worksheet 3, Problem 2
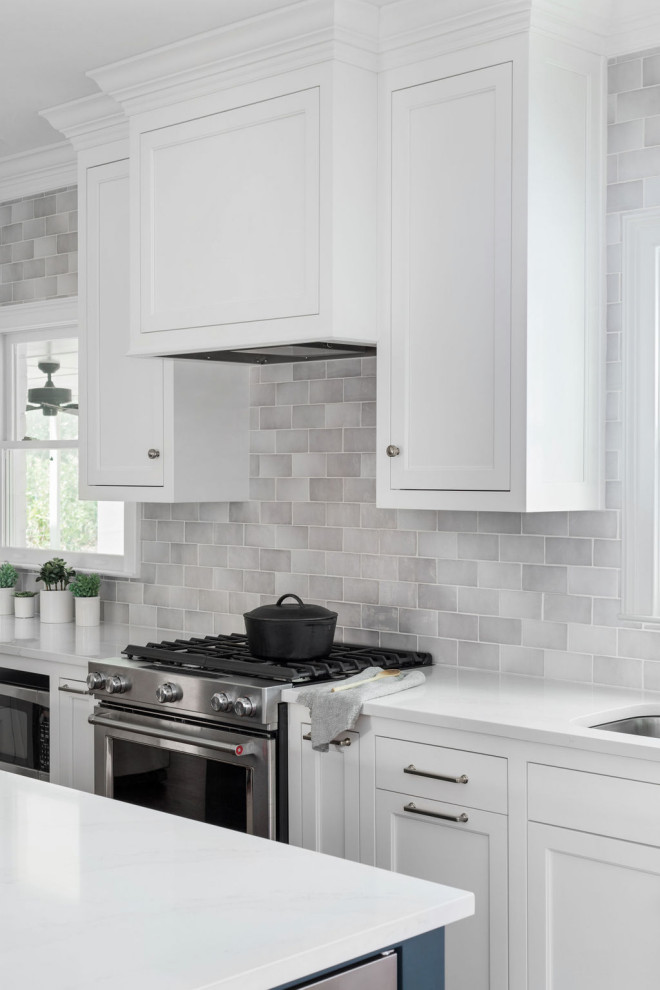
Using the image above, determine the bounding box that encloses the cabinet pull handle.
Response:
[147,448,160,459]
[404,763,468,784]
[386,444,400,457]
[404,801,468,823]
[303,732,351,747]
[58,683,91,696]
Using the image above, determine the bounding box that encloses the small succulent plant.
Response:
[69,573,101,598]
[13,590,37,598]
[36,557,75,591]
[0,562,18,589]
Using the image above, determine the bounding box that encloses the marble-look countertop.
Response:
[284,665,660,762]
[0,773,473,990]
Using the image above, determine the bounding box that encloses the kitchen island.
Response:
[0,772,473,989]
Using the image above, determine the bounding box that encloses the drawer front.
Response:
[376,736,507,814]
[528,763,660,846]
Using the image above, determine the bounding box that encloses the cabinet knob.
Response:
[386,445,400,458]
[148,448,160,459]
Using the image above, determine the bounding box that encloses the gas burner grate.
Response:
[123,634,432,684]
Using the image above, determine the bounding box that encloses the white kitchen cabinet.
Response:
[527,762,660,990]
[79,149,249,501]
[375,789,508,990]
[377,30,604,512]
[128,62,377,358]
[53,676,95,793]
[527,822,660,990]
[287,706,361,862]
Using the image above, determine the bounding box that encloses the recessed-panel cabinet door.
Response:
[375,789,508,990]
[389,63,512,492]
[528,823,660,990]
[138,88,320,335]
[85,159,164,486]
[299,724,361,862]
[55,678,94,793]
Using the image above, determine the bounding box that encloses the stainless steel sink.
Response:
[592,715,660,737]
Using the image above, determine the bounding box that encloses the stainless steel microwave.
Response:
[0,667,49,779]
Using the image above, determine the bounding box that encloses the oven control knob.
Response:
[86,672,106,691]
[211,692,231,712]
[234,697,255,718]
[105,675,130,695]
[156,682,182,704]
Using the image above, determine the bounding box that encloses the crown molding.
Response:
[0,295,78,332]
[40,93,128,151]
[0,142,76,204]
[88,0,379,114]
[608,0,660,56]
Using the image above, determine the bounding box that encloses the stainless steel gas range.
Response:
[86,633,432,841]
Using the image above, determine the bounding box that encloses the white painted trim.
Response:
[622,208,660,619]
[0,297,78,332]
[0,142,76,203]
[40,93,128,152]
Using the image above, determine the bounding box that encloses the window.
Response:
[622,207,660,618]
[0,300,137,576]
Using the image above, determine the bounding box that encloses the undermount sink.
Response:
[591,716,660,738]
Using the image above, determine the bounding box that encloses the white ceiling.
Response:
[1,0,396,159]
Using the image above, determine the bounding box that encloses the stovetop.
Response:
[87,634,433,731]
[122,633,433,685]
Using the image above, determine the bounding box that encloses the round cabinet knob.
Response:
[156,682,182,704]
[105,675,130,695]
[234,697,255,718]
[148,448,160,460]
[211,692,231,713]
[86,672,106,691]
[386,444,400,458]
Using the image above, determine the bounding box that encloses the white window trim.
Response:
[622,207,660,619]
[0,296,139,577]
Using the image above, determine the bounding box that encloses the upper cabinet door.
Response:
[388,63,512,493]
[84,158,165,487]
[138,88,320,336]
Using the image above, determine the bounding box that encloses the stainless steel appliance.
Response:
[0,667,49,780]
[300,951,397,988]
[87,634,432,840]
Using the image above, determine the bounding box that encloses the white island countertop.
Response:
[0,773,473,990]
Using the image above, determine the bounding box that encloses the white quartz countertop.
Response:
[284,665,660,762]
[0,774,472,990]
[0,617,192,668]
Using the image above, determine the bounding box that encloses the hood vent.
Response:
[169,342,376,365]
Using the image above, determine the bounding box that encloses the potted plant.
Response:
[36,557,75,623]
[69,573,101,627]
[13,590,37,619]
[0,562,18,615]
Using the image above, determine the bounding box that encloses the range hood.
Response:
[170,342,376,365]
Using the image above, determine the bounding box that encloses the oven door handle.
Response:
[88,713,256,757]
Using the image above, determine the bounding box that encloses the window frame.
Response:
[0,297,138,577]
[622,207,660,619]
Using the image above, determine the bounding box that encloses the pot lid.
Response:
[244,594,337,622]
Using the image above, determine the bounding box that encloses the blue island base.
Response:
[271,928,445,989]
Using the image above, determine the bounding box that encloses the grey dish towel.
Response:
[296,667,427,751]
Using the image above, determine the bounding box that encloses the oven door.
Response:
[0,684,49,779]
[90,705,277,838]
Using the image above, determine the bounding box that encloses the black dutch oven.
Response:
[243,594,338,661]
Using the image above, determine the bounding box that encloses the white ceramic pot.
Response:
[14,595,36,618]
[75,596,100,627]
[0,587,14,615]
[40,589,74,623]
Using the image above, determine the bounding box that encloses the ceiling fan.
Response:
[25,361,78,417]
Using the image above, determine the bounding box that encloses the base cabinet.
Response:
[375,789,508,990]
[527,822,660,990]
[55,677,95,793]
[288,708,361,862]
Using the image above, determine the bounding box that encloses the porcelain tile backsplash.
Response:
[0,188,77,304]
